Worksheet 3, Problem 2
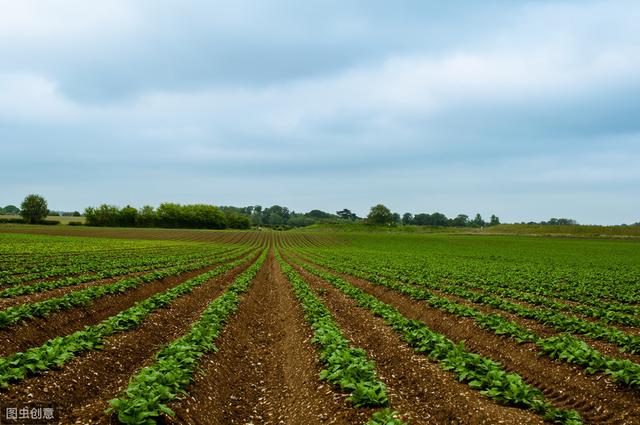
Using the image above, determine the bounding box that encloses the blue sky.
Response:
[1,1,639,224]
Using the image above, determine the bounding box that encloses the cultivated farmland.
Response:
[0,228,639,424]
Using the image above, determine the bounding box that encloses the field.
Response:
[0,226,639,424]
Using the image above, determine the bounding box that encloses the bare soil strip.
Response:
[0,259,256,424]
[288,259,544,425]
[164,253,367,425]
[0,254,251,358]
[298,256,640,425]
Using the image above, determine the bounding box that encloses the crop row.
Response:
[0,246,242,298]
[289,257,582,424]
[0,253,255,390]
[351,253,640,323]
[292,254,640,388]
[0,247,253,329]
[301,237,640,307]
[0,244,223,286]
[276,250,389,408]
[304,251,640,354]
[109,250,267,424]
[0,235,207,280]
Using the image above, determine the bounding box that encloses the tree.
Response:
[137,205,156,227]
[3,205,20,215]
[471,213,485,227]
[367,204,394,225]
[402,212,414,225]
[20,194,49,224]
[336,208,358,221]
[450,214,469,227]
[489,214,500,226]
[306,209,333,220]
[119,205,138,227]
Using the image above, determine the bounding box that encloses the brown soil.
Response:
[296,255,640,425]
[0,253,251,358]
[0,258,256,424]
[287,258,545,425]
[163,252,368,425]
[428,288,640,365]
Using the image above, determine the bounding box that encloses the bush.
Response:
[38,220,60,226]
[68,221,83,226]
[0,218,25,224]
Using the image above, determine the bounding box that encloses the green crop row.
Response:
[305,251,640,354]
[291,258,582,425]
[276,250,389,408]
[296,232,640,308]
[0,253,255,390]
[0,248,253,329]
[292,254,640,388]
[348,253,640,327]
[108,250,267,424]
[0,246,242,298]
[0,237,211,285]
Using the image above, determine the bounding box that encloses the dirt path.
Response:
[0,252,252,358]
[0,258,256,424]
[296,255,640,425]
[164,252,368,425]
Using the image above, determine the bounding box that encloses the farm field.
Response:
[0,226,639,424]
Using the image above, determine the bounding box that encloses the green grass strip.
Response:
[108,249,267,424]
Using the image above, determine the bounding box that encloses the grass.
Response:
[301,222,640,239]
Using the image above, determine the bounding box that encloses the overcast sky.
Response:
[1,1,639,224]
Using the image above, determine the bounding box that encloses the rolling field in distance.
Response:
[0,225,638,424]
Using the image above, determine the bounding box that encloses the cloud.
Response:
[0,0,639,224]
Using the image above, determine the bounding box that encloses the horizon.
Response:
[2,1,639,225]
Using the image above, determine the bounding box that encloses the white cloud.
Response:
[0,73,78,122]
[0,0,138,41]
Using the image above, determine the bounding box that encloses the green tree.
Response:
[137,206,156,227]
[367,204,394,225]
[119,205,138,227]
[489,214,500,226]
[450,214,469,227]
[402,212,414,225]
[20,194,49,224]
[306,209,333,220]
[3,205,20,215]
[471,213,486,227]
[336,208,358,221]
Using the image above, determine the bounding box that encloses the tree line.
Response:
[84,204,250,229]
[366,204,500,227]
[7,194,640,229]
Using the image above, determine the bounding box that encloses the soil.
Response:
[287,257,545,425]
[163,252,368,425]
[0,257,256,424]
[0,252,252,357]
[295,254,640,425]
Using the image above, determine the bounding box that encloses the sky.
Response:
[1,1,639,224]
